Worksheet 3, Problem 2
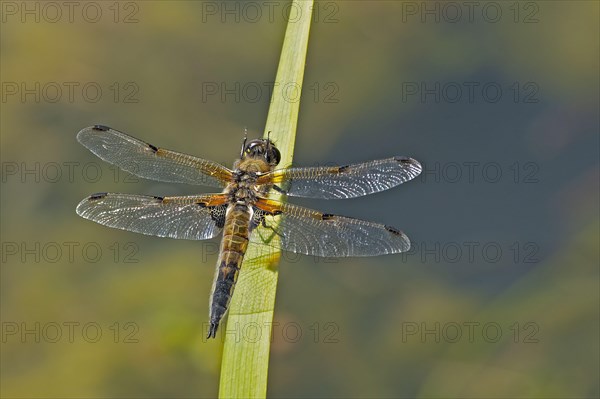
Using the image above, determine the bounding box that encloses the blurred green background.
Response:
[1,1,598,398]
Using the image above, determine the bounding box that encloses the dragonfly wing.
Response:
[257,156,421,199]
[76,193,228,240]
[77,125,233,187]
[251,199,411,257]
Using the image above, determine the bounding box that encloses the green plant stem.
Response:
[218,1,313,398]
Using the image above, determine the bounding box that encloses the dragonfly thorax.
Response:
[227,184,258,204]
[229,156,275,201]
[225,170,262,204]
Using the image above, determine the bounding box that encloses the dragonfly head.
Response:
[242,138,281,167]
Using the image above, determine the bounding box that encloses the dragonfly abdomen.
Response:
[207,203,251,338]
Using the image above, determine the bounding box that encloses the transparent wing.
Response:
[77,125,233,187]
[257,156,421,199]
[76,193,228,240]
[251,199,411,257]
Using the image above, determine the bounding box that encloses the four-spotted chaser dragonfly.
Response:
[76,125,422,338]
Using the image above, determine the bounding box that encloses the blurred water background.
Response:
[1,1,598,398]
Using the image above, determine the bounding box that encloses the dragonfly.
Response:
[76,125,422,338]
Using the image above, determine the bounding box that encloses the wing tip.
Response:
[394,156,422,178]
[394,156,421,167]
[384,224,411,253]
[76,124,111,144]
[76,192,108,216]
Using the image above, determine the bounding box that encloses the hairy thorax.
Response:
[227,158,273,204]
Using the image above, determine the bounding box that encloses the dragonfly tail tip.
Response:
[207,321,219,339]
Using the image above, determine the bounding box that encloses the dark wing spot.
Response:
[92,125,110,131]
[210,205,227,229]
[152,195,164,201]
[148,143,159,153]
[272,185,287,195]
[395,156,414,164]
[385,225,404,236]
[338,165,350,173]
[88,192,108,200]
